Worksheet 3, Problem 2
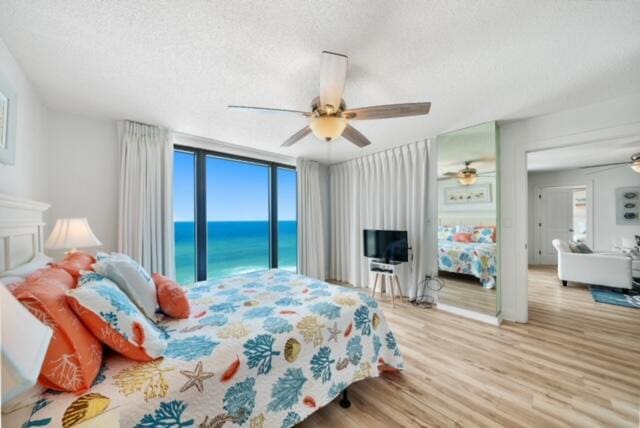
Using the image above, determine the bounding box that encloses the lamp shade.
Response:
[0,285,52,408]
[45,218,102,250]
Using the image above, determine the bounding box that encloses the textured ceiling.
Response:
[1,1,640,163]
[527,136,640,172]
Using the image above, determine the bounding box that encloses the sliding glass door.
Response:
[173,146,297,283]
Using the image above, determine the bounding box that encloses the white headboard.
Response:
[0,194,50,273]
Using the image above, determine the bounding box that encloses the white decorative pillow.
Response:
[0,253,53,279]
[68,272,166,360]
[92,252,158,319]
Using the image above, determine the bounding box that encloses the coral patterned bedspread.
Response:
[25,270,403,428]
[438,240,497,288]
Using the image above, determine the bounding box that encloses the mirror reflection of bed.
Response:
[436,122,499,317]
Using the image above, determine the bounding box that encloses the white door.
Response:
[539,188,574,265]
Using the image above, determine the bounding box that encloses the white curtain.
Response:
[118,121,175,278]
[297,158,326,280]
[330,140,432,299]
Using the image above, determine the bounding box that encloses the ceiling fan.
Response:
[581,152,640,175]
[229,51,431,148]
[439,160,496,186]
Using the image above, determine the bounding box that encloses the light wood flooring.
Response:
[301,265,640,427]
[437,271,497,315]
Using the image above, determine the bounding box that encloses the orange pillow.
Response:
[152,273,190,319]
[12,268,102,393]
[25,267,75,288]
[453,232,474,243]
[52,251,95,280]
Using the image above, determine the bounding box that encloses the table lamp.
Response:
[0,286,53,410]
[45,218,102,253]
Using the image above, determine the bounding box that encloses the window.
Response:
[173,146,297,283]
[173,150,196,284]
[277,167,297,272]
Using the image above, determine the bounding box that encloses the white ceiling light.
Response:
[309,115,347,142]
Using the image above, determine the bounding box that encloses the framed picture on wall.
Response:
[0,70,18,165]
[444,183,492,205]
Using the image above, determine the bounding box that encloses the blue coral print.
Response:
[135,400,194,428]
[25,269,404,428]
[223,377,256,425]
[275,297,302,306]
[354,305,371,336]
[309,302,341,320]
[268,368,307,411]
[244,334,280,375]
[198,313,228,327]
[165,336,218,361]
[244,306,275,319]
[263,317,293,334]
[93,283,138,315]
[209,302,239,313]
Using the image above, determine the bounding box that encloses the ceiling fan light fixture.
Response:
[631,160,640,174]
[457,173,477,186]
[309,115,347,142]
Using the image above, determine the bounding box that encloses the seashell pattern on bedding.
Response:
[24,269,404,428]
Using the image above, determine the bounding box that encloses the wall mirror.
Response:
[436,122,500,317]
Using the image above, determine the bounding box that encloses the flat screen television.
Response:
[363,229,409,263]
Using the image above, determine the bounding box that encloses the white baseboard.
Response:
[436,303,503,326]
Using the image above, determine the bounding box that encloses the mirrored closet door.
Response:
[436,122,500,317]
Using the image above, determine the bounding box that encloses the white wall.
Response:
[499,92,640,322]
[527,166,639,263]
[48,111,119,253]
[0,39,50,205]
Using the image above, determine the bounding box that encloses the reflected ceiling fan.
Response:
[439,160,496,186]
[581,152,640,175]
[229,51,431,148]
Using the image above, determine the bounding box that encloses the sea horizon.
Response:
[174,220,297,284]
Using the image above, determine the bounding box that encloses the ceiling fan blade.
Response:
[281,126,312,147]
[579,161,630,169]
[584,164,630,175]
[342,124,371,148]
[343,102,431,120]
[441,172,458,177]
[319,51,348,111]
[229,105,312,116]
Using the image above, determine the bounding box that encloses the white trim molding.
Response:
[437,303,503,326]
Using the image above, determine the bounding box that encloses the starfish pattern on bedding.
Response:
[327,322,341,342]
[179,361,214,393]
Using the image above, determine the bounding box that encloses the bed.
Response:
[438,240,497,289]
[0,194,404,428]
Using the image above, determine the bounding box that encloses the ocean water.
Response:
[174,221,297,284]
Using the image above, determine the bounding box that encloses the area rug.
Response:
[590,285,640,308]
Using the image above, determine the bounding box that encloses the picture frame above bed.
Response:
[0,70,18,165]
[444,183,492,205]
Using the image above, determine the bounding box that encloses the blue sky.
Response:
[173,151,296,221]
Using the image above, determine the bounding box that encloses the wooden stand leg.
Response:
[394,276,404,302]
[389,275,395,308]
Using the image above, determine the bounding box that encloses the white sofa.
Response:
[552,239,633,289]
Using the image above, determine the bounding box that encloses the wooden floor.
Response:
[438,271,497,315]
[301,265,640,427]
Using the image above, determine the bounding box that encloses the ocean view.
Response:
[174,220,297,284]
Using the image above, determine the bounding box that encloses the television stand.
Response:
[369,259,404,307]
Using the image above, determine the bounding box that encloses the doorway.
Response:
[534,185,589,265]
